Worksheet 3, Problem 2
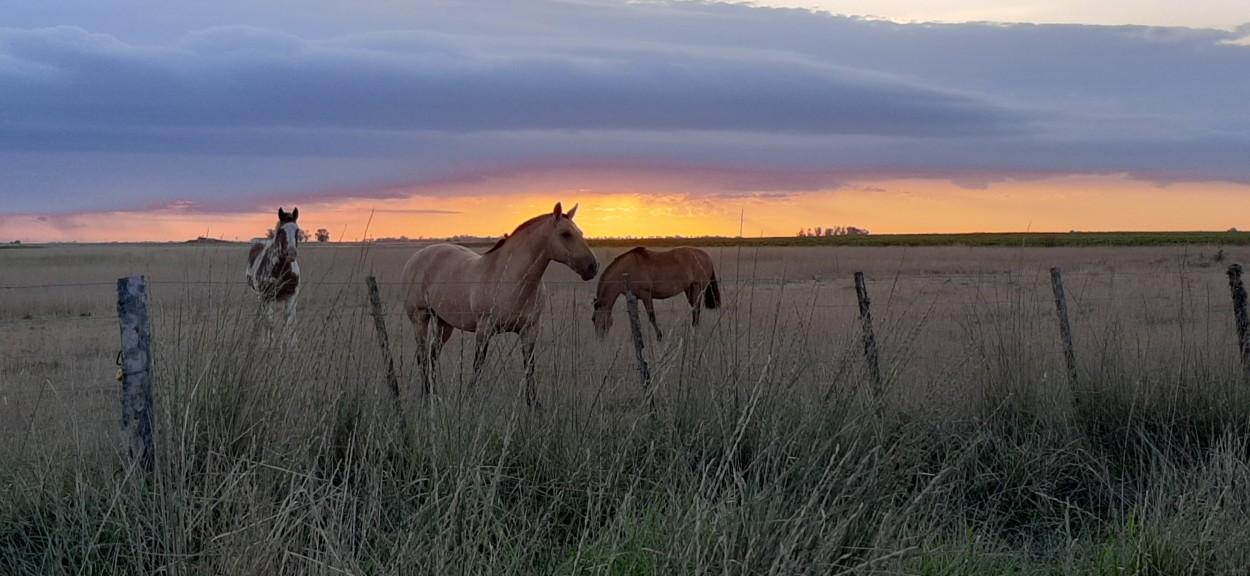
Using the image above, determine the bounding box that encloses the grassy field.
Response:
[2,241,1250,574]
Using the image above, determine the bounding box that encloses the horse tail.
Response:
[703,275,721,309]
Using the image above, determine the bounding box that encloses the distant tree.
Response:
[316,229,330,243]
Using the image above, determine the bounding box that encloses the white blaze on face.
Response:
[279,222,300,258]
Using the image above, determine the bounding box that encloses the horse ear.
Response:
[566,204,578,220]
[553,202,563,219]
[291,207,299,221]
[278,207,287,219]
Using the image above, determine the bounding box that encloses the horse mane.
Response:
[484,213,569,254]
[602,246,648,278]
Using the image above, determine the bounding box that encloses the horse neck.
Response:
[264,240,287,269]
[595,260,630,309]
[481,225,553,284]
[259,235,296,279]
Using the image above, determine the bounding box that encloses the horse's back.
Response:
[680,247,716,278]
[604,245,714,283]
[247,242,265,266]
[245,242,265,280]
[401,243,482,310]
[649,246,715,281]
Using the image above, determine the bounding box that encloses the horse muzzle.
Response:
[579,260,599,281]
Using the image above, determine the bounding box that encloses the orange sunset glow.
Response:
[6,175,1250,244]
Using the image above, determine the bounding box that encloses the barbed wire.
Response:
[0,266,1239,292]
[0,282,119,290]
[1,385,117,397]
[0,266,1238,328]
[0,295,1230,325]
[0,315,117,326]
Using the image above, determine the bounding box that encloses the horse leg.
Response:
[409,309,436,397]
[642,296,663,341]
[520,326,538,408]
[430,316,454,363]
[470,331,491,391]
[264,301,280,344]
[283,295,299,347]
[423,316,453,396]
[252,299,270,343]
[687,285,702,327]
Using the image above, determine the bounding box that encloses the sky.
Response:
[1,0,1248,242]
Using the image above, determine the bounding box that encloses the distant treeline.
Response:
[797,226,870,237]
[589,231,1250,248]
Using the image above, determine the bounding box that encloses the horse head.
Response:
[547,202,598,281]
[275,207,300,262]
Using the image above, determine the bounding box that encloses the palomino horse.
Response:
[246,207,301,339]
[401,202,599,405]
[593,246,720,341]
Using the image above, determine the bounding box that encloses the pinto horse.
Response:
[401,202,598,405]
[593,246,720,341]
[246,207,301,339]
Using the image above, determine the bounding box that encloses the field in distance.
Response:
[8,230,1245,251]
[591,229,1250,248]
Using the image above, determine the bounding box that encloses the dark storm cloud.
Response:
[0,23,1011,136]
[0,0,1247,213]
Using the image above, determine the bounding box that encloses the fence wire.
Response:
[2,237,1244,467]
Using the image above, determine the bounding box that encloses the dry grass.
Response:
[2,241,1250,574]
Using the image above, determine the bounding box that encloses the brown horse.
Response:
[401,202,598,405]
[593,246,720,341]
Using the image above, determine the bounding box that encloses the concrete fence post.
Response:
[622,273,653,407]
[117,275,154,473]
[366,276,402,402]
[853,272,884,411]
[1227,264,1250,383]
[1050,267,1080,407]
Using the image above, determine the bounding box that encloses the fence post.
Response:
[622,274,653,407]
[853,272,884,410]
[1227,264,1250,382]
[1050,267,1080,405]
[116,275,154,473]
[366,276,402,402]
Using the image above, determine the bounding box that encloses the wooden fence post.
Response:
[622,274,653,406]
[1227,264,1250,382]
[1050,267,1080,405]
[853,272,884,409]
[117,275,154,473]
[366,276,402,402]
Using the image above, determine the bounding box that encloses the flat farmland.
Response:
[2,241,1249,574]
